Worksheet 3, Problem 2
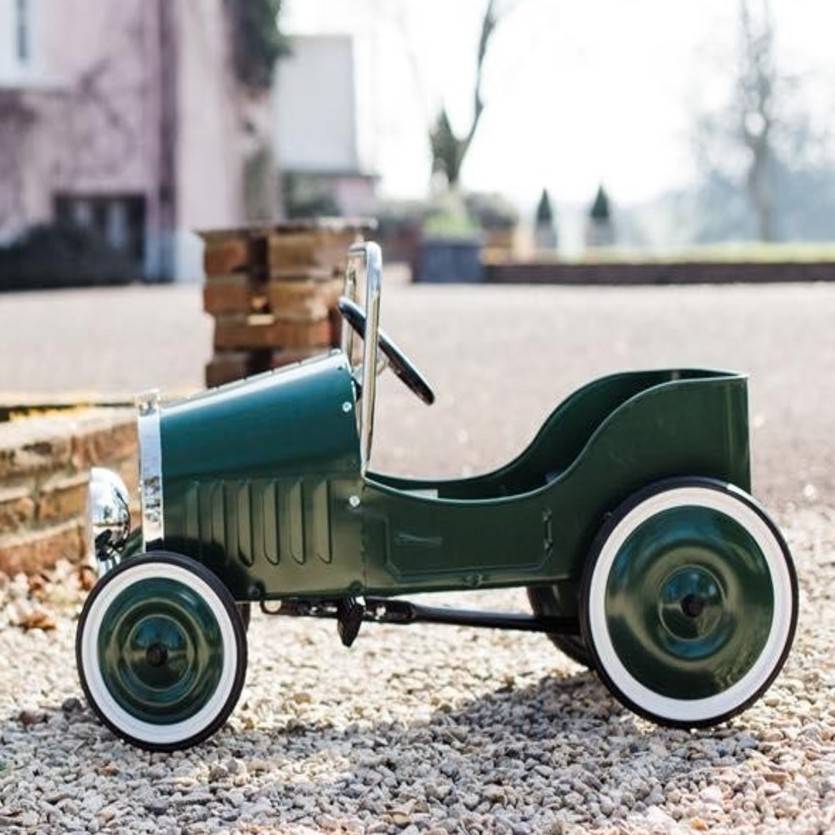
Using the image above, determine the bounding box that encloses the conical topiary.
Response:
[536,188,554,226]
[589,184,610,221]
[534,188,558,251]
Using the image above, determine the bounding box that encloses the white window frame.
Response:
[15,0,30,64]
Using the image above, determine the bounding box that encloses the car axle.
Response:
[261,596,580,647]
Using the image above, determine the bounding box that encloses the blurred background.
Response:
[1,0,834,284]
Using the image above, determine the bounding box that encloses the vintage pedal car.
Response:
[79,242,798,751]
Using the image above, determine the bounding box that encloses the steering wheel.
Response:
[338,297,435,405]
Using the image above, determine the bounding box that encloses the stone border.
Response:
[0,407,137,575]
[485,261,835,285]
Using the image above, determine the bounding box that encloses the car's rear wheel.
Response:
[77,552,247,751]
[527,585,592,668]
[581,478,797,728]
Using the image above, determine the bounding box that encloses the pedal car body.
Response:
[78,242,797,751]
[153,358,750,605]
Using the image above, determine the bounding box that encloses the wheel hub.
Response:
[97,578,225,725]
[658,565,725,642]
[604,504,774,700]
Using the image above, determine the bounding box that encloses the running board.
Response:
[261,596,580,642]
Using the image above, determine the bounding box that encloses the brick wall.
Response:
[485,261,835,285]
[0,408,137,575]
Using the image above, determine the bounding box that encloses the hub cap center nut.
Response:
[146,642,169,668]
[680,593,706,618]
[658,566,724,641]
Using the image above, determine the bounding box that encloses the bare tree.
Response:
[692,0,817,242]
[736,0,778,241]
[371,0,522,190]
[429,0,500,189]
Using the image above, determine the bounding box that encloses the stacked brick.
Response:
[201,219,374,388]
[0,408,137,575]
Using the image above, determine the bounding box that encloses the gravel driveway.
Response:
[0,278,833,833]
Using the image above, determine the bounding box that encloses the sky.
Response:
[283,0,835,214]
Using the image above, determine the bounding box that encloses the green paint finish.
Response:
[605,505,774,699]
[97,577,224,724]
[151,361,750,602]
[362,369,750,595]
[160,354,365,599]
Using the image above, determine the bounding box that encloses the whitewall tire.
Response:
[581,478,797,728]
[76,552,247,751]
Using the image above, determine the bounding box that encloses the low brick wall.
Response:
[0,407,137,575]
[485,260,835,285]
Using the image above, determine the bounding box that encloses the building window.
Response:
[55,194,147,266]
[16,0,30,63]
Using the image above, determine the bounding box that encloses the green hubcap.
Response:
[98,578,224,724]
[605,505,774,699]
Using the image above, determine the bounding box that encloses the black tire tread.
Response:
[527,586,593,668]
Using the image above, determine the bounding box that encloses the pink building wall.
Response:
[0,0,248,281]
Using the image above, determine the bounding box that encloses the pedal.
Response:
[337,597,365,647]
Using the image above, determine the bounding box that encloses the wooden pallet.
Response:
[199,219,374,387]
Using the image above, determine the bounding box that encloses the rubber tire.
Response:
[238,603,252,632]
[527,586,592,668]
[580,477,798,729]
[77,551,248,752]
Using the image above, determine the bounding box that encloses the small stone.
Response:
[439,759,458,778]
[425,782,451,801]
[645,806,675,827]
[18,709,47,726]
[766,770,789,787]
[483,785,505,803]
[209,764,228,782]
[96,807,116,823]
[61,697,83,714]
[20,811,39,827]
[701,785,723,805]
[224,758,242,775]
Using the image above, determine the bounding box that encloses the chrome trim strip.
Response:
[341,255,358,361]
[137,389,164,548]
[348,242,382,473]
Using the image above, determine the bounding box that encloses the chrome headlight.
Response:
[89,467,131,569]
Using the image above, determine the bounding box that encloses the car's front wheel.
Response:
[76,552,247,751]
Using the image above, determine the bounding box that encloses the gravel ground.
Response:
[0,278,833,833]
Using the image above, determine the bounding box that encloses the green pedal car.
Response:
[79,242,798,751]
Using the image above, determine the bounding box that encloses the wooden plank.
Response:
[203,274,267,315]
[266,277,343,321]
[203,236,251,275]
[214,315,332,350]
